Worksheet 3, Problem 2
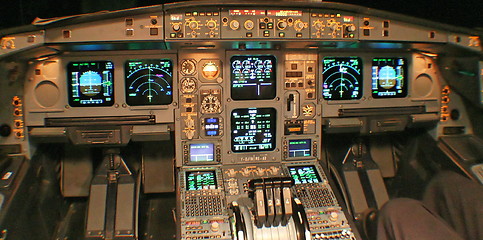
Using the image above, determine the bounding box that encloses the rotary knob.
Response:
[244,20,254,30]
[345,24,356,32]
[277,20,287,30]
[294,20,306,32]
[188,20,199,30]
[313,20,324,30]
[206,19,217,29]
[230,20,240,30]
[172,23,181,32]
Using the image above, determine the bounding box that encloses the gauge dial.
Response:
[201,62,219,80]
[125,59,173,106]
[201,94,221,113]
[180,77,197,93]
[322,57,362,100]
[181,59,197,75]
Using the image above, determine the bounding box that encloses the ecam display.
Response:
[230,55,276,100]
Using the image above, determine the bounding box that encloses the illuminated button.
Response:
[279,32,285,37]
[170,33,176,38]
[267,22,274,29]
[296,33,302,38]
[263,30,270,37]
[246,32,253,37]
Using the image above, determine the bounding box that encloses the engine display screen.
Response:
[231,108,276,152]
[288,165,321,184]
[189,143,214,162]
[322,57,362,100]
[68,61,114,107]
[186,171,217,190]
[125,59,173,106]
[231,56,276,100]
[288,139,311,158]
[372,58,407,98]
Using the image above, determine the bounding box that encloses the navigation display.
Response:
[189,143,214,162]
[231,56,276,100]
[288,165,321,184]
[231,108,276,152]
[68,61,114,107]
[372,58,408,98]
[322,57,362,100]
[186,171,217,190]
[288,139,311,158]
[125,59,173,105]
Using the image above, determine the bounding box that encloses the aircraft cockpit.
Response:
[0,1,481,239]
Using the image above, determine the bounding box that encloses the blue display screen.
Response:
[288,139,311,158]
[68,61,114,107]
[189,143,214,162]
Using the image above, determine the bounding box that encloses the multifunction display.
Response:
[185,171,217,190]
[372,58,407,98]
[125,59,173,105]
[288,165,321,184]
[288,139,311,158]
[231,108,276,152]
[189,143,214,162]
[68,61,114,107]
[231,56,276,100]
[322,57,362,100]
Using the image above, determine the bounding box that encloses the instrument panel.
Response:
[1,2,479,240]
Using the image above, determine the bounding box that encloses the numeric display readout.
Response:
[185,171,217,190]
[231,108,276,152]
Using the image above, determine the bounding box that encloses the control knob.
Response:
[345,24,356,32]
[188,20,199,30]
[172,23,181,32]
[211,222,220,232]
[277,20,287,30]
[329,211,339,222]
[313,20,324,30]
[244,20,254,30]
[294,20,306,32]
[206,19,217,29]
[230,20,240,30]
